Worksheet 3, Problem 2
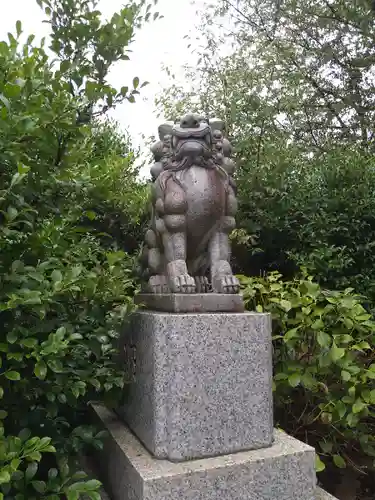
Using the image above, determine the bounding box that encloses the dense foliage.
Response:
[0,0,153,498]
[241,272,375,473]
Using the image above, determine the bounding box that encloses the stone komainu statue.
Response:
[140,113,240,294]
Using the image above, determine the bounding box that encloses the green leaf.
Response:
[26,462,38,481]
[16,20,22,37]
[51,270,63,283]
[27,34,35,45]
[72,471,88,480]
[341,370,351,382]
[28,451,42,461]
[47,359,64,373]
[319,440,333,453]
[5,370,21,381]
[21,338,38,348]
[19,428,31,441]
[60,60,71,73]
[315,455,325,472]
[347,413,359,427]
[85,210,96,221]
[6,331,17,344]
[317,331,331,348]
[311,318,324,330]
[32,480,46,493]
[66,493,79,500]
[0,94,10,109]
[42,445,56,453]
[288,373,300,387]
[34,361,47,380]
[84,479,102,490]
[10,458,21,471]
[352,399,366,414]
[280,299,292,311]
[284,328,299,341]
[7,206,18,221]
[330,343,345,362]
[48,468,58,480]
[0,470,11,485]
[320,412,332,424]
[133,77,140,89]
[333,455,346,468]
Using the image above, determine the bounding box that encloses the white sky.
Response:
[0,0,206,150]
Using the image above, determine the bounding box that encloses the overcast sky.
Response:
[0,0,206,150]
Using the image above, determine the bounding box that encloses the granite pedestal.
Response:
[92,405,336,500]
[117,311,273,461]
[93,301,338,500]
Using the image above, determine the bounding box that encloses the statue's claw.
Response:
[194,276,210,293]
[148,275,169,294]
[170,274,196,294]
[213,275,240,294]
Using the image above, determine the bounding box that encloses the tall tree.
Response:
[159,0,375,152]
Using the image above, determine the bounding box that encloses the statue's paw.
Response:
[194,276,210,293]
[171,274,196,294]
[148,275,169,294]
[216,275,240,294]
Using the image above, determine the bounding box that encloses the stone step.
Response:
[92,405,338,500]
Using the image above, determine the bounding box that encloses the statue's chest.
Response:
[177,166,226,223]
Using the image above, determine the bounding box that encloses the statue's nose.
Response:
[180,114,200,128]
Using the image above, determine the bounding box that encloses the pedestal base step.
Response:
[92,405,338,500]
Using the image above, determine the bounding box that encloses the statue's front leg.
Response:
[209,187,239,294]
[162,183,196,294]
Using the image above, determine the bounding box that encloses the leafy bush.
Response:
[241,272,375,473]
[233,146,375,304]
[0,0,156,497]
[73,119,149,254]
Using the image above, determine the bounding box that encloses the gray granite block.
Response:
[117,311,273,461]
[135,293,245,313]
[92,405,318,500]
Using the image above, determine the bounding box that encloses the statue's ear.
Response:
[209,118,225,132]
[158,122,174,140]
[196,115,208,124]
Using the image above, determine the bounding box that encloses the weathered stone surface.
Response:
[135,293,245,313]
[117,311,273,461]
[92,405,320,500]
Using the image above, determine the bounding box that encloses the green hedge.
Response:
[241,272,375,472]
